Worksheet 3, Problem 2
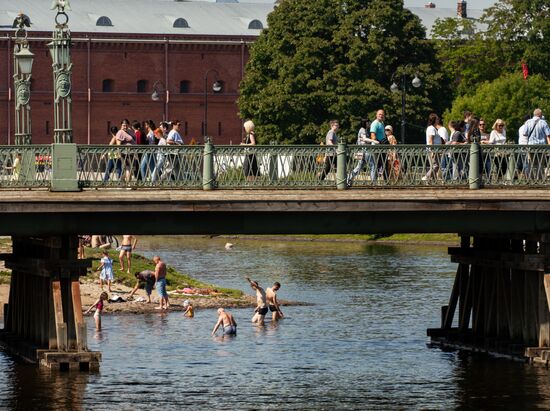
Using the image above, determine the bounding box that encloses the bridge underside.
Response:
[0,189,550,236]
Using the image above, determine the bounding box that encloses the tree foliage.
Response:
[238,0,444,144]
[432,0,550,96]
[443,73,550,142]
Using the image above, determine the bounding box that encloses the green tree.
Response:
[239,0,444,144]
[432,0,550,96]
[443,73,550,141]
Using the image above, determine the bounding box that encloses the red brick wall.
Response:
[0,33,253,145]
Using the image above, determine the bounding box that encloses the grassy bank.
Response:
[84,248,244,298]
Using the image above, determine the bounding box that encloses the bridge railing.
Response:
[0,145,52,188]
[1,143,550,190]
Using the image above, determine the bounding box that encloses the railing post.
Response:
[337,142,347,190]
[469,142,481,189]
[19,150,35,184]
[50,143,79,192]
[202,139,215,190]
[268,143,278,182]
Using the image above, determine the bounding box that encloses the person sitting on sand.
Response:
[266,282,284,321]
[212,308,237,336]
[183,300,194,318]
[246,277,268,326]
[128,270,156,303]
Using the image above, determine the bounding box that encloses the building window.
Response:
[180,80,190,93]
[96,16,113,26]
[46,121,50,135]
[137,80,148,93]
[218,122,222,136]
[107,121,111,136]
[248,20,263,30]
[184,121,188,136]
[173,18,189,28]
[102,79,114,92]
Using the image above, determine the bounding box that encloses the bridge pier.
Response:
[428,233,550,365]
[0,235,101,370]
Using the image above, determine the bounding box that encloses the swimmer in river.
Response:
[266,281,284,321]
[212,308,237,336]
[246,277,267,326]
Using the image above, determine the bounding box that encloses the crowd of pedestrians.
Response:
[97,109,550,185]
[318,107,550,185]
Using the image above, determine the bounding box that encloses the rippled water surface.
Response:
[1,237,550,410]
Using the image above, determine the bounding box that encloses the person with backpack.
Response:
[523,108,550,180]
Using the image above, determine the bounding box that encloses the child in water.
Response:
[97,251,114,292]
[183,300,194,318]
[85,291,108,330]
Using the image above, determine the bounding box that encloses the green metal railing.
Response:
[0,145,52,188]
[1,143,550,190]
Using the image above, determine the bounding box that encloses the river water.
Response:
[1,237,550,410]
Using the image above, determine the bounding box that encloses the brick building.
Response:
[0,0,479,145]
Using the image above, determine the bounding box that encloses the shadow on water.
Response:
[0,359,90,411]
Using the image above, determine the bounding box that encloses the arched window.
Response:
[102,79,114,92]
[137,80,148,93]
[180,80,190,93]
[96,16,113,27]
[173,18,189,28]
[248,20,263,30]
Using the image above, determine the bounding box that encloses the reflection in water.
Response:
[1,236,550,409]
[2,361,90,410]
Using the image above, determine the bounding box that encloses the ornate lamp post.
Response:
[203,69,222,138]
[48,0,73,143]
[13,13,34,145]
[390,67,422,144]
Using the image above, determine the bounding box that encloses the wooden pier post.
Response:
[0,236,100,370]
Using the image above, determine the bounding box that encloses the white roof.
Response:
[0,1,483,38]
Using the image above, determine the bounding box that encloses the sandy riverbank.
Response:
[0,276,305,315]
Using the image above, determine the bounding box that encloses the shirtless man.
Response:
[266,282,284,321]
[246,277,267,325]
[211,308,237,336]
[153,255,169,310]
[119,234,137,273]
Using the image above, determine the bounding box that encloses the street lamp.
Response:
[204,69,222,138]
[151,80,168,120]
[390,67,422,144]
[48,0,73,143]
[13,13,34,145]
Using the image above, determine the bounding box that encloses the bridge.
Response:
[2,143,550,369]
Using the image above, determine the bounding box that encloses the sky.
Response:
[404,0,496,9]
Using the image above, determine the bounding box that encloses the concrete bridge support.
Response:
[0,235,101,370]
[428,234,550,364]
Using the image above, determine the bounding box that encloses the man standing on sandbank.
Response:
[266,282,284,321]
[128,269,156,303]
[119,234,138,274]
[246,277,267,325]
[153,255,169,310]
[212,308,237,336]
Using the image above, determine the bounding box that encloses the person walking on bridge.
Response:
[523,108,550,180]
